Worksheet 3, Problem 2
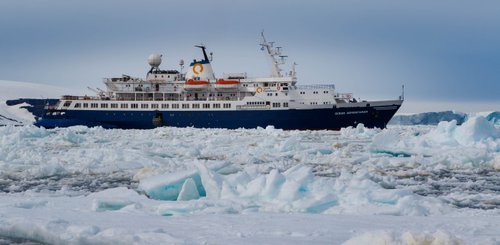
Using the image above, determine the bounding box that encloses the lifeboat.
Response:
[184,79,209,90]
[215,79,240,90]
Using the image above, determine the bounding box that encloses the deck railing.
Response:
[295,84,336,90]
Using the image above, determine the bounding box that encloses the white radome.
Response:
[147,53,162,68]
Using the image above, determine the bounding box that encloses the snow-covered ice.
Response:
[0,80,82,126]
[0,80,499,245]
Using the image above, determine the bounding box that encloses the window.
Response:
[111,103,118,108]
[213,104,221,109]
[203,104,210,109]
[161,104,169,109]
[182,104,189,109]
[121,104,128,109]
[283,102,289,107]
[172,104,179,109]
[63,101,72,107]
[223,103,231,108]
[192,104,200,109]
[141,104,149,109]
[83,103,88,108]
[74,103,81,108]
[91,103,98,108]
[101,103,108,108]
[131,104,138,109]
[272,102,281,108]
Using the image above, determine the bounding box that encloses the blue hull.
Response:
[35,103,401,130]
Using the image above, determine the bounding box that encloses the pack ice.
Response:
[0,113,498,244]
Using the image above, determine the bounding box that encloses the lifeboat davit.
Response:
[184,79,209,90]
[215,79,240,90]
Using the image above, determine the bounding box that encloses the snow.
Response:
[0,102,35,126]
[0,80,82,126]
[389,110,468,125]
[0,79,499,244]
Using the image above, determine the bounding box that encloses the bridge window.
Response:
[63,101,72,107]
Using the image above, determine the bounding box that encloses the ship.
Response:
[35,33,404,130]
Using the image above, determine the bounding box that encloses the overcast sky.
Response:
[0,0,498,113]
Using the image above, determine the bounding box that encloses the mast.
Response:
[195,45,210,63]
[260,32,287,78]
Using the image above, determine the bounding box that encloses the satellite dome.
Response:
[148,54,162,68]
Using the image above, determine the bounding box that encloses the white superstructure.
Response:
[54,33,364,113]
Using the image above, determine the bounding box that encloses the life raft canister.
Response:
[256,87,263,93]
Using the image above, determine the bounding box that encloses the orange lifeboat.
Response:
[215,79,240,90]
[184,79,209,90]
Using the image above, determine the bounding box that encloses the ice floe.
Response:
[0,114,499,244]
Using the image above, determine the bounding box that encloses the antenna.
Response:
[260,32,287,77]
[179,59,184,73]
[291,62,297,78]
[401,85,405,100]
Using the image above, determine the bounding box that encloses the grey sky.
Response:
[0,0,499,112]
